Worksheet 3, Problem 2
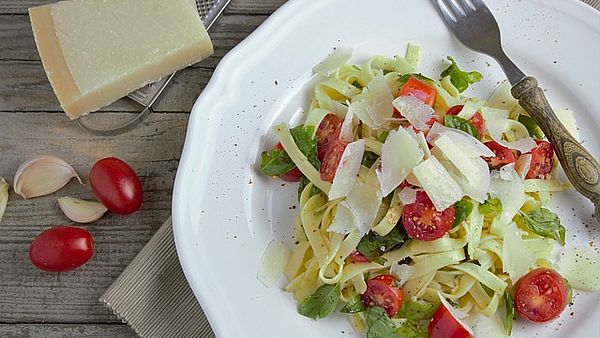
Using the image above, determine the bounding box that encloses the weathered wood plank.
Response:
[0,324,136,338]
[0,112,188,323]
[0,0,287,15]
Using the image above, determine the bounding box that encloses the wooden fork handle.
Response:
[512,76,600,220]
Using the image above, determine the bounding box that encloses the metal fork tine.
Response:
[436,0,459,22]
[468,0,489,11]
[456,0,476,13]
[446,0,467,17]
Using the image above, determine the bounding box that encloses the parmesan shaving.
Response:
[377,128,424,196]
[398,186,418,205]
[329,140,365,200]
[258,241,291,288]
[412,156,464,211]
[313,47,353,77]
[392,95,435,130]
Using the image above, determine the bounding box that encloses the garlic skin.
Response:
[0,177,8,222]
[13,156,83,199]
[58,197,107,223]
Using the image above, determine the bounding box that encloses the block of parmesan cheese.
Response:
[29,0,214,119]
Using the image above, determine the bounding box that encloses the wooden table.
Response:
[0,1,285,336]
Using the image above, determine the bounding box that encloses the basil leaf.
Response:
[340,295,366,314]
[453,198,473,228]
[378,131,390,143]
[397,300,438,320]
[396,319,428,338]
[357,226,408,265]
[399,73,434,85]
[362,151,380,169]
[518,115,545,140]
[520,208,566,245]
[503,291,515,336]
[260,149,296,176]
[366,306,397,338]
[440,56,483,93]
[290,125,319,169]
[444,114,481,140]
[298,284,340,320]
[479,197,503,215]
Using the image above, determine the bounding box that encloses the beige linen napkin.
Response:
[100,2,599,337]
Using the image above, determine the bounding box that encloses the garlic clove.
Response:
[13,156,83,199]
[0,177,8,223]
[58,196,107,223]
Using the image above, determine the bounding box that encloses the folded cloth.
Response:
[100,218,214,338]
[101,2,598,337]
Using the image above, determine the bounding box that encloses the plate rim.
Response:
[172,1,600,337]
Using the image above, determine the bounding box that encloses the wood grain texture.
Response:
[0,324,136,338]
[512,77,600,218]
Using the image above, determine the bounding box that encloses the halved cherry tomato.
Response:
[348,251,370,263]
[316,114,343,161]
[446,105,485,138]
[89,157,143,215]
[371,274,395,286]
[402,191,455,241]
[362,276,404,317]
[526,140,554,179]
[483,141,516,169]
[320,139,348,182]
[29,226,93,272]
[428,304,472,338]
[398,77,437,106]
[273,143,302,182]
[514,268,568,323]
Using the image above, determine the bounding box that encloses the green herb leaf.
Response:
[399,73,434,85]
[518,115,545,140]
[479,197,503,215]
[444,114,481,140]
[396,319,428,338]
[290,125,319,169]
[397,300,439,320]
[298,284,340,320]
[453,198,473,228]
[440,56,483,93]
[297,176,322,202]
[260,149,296,176]
[503,291,515,336]
[520,208,566,245]
[362,151,380,169]
[366,306,398,338]
[340,295,367,314]
[357,226,408,265]
[378,131,390,143]
[565,278,573,304]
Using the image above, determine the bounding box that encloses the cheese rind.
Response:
[29,0,214,119]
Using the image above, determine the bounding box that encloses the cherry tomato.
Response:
[428,304,472,338]
[89,157,143,214]
[398,77,437,106]
[371,274,396,286]
[320,139,348,182]
[526,140,554,179]
[316,114,343,161]
[446,105,464,116]
[348,251,370,263]
[362,276,404,317]
[29,226,93,272]
[514,268,568,323]
[402,191,455,241]
[273,143,302,182]
[483,141,516,169]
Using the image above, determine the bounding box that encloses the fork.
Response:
[434,0,600,219]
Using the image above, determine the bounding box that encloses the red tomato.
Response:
[348,251,370,263]
[469,112,485,138]
[526,140,554,179]
[29,226,93,272]
[428,304,472,338]
[316,114,343,161]
[362,276,404,317]
[398,77,437,106]
[483,141,516,169]
[371,274,396,286]
[320,139,348,182]
[273,143,302,182]
[446,105,464,116]
[402,191,455,241]
[89,157,143,215]
[514,268,569,322]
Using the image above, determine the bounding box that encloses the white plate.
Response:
[172,0,600,337]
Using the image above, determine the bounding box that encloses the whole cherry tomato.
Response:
[89,157,143,214]
[29,226,93,272]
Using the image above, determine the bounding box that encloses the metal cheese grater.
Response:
[78,0,232,136]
